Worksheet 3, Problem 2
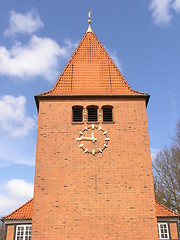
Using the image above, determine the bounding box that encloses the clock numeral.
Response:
[77,138,82,141]
[79,131,83,135]
[85,148,88,153]
[105,138,110,141]
[104,144,108,148]
[92,149,95,155]
[84,126,87,131]
[79,144,83,148]
[99,148,102,153]
[103,131,107,135]
[92,124,94,130]
[99,126,102,131]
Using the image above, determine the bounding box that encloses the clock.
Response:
[77,124,110,155]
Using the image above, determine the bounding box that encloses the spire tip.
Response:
[87,9,92,33]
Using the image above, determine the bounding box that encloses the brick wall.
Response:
[32,98,158,240]
[6,225,14,240]
[170,223,179,240]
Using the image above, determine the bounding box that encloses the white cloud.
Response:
[0,35,76,82]
[172,0,180,12]
[0,95,36,167]
[4,10,44,36]
[0,179,33,217]
[0,196,17,216]
[149,0,173,25]
[0,95,36,137]
[7,179,33,198]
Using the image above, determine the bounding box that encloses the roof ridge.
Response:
[3,198,33,219]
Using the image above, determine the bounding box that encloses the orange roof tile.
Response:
[3,199,33,220]
[3,199,179,220]
[39,31,147,97]
[155,202,179,217]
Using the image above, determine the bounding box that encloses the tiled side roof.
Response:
[3,199,33,220]
[3,199,179,220]
[39,31,146,96]
[155,202,179,217]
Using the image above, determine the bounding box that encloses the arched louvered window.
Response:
[102,106,113,122]
[72,106,83,122]
[87,105,98,122]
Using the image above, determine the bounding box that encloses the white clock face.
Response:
[77,124,110,155]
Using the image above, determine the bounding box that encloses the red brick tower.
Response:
[32,20,158,239]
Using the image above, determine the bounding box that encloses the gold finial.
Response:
[87,9,92,32]
[88,8,92,22]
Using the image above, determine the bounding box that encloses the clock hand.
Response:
[81,136,92,140]
[91,132,96,143]
[81,136,97,141]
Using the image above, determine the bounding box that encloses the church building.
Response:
[2,14,180,240]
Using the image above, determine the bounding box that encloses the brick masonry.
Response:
[170,223,179,240]
[31,97,159,240]
[6,226,14,240]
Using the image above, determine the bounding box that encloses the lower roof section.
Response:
[2,198,179,221]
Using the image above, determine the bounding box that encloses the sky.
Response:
[0,0,180,217]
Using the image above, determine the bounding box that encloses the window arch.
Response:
[102,105,113,122]
[87,105,98,122]
[72,105,83,122]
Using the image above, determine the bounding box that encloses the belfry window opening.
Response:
[102,106,113,122]
[72,106,83,122]
[87,106,98,122]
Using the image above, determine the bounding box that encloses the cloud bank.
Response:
[0,95,36,167]
[0,95,36,137]
[4,10,44,36]
[1,11,78,82]
[150,0,180,25]
[150,0,172,25]
[172,0,180,12]
[0,179,33,217]
[0,35,65,81]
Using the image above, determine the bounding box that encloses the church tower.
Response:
[32,15,158,240]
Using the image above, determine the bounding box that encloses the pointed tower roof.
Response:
[35,23,150,108]
[38,31,147,96]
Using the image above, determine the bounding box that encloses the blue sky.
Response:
[0,0,180,217]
